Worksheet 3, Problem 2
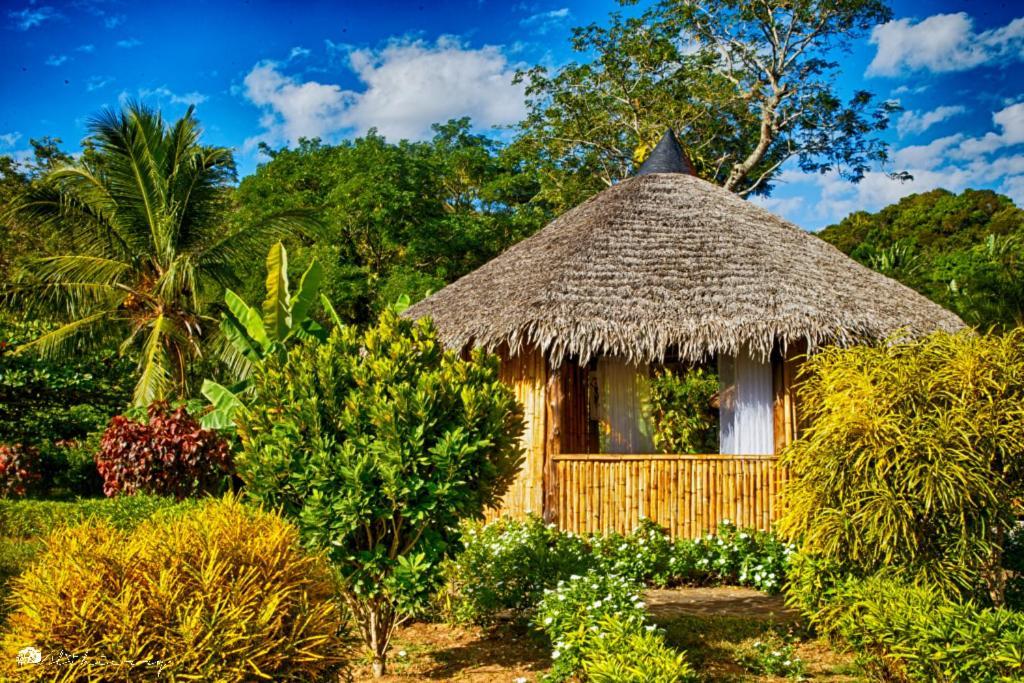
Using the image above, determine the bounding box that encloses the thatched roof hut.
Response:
[404,131,965,537]
[406,135,963,365]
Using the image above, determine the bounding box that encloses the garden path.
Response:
[645,585,799,623]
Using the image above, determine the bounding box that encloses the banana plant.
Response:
[201,242,326,429]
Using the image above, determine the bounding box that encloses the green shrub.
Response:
[534,570,650,682]
[443,515,593,624]
[592,518,675,586]
[534,570,695,682]
[670,521,794,594]
[0,317,131,452]
[780,330,1024,600]
[33,430,106,499]
[583,614,696,683]
[816,575,1024,682]
[442,516,795,629]
[0,496,347,682]
[645,367,719,454]
[237,311,524,677]
[783,551,849,621]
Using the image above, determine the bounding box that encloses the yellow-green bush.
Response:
[808,575,1024,681]
[0,496,346,682]
[779,329,1024,599]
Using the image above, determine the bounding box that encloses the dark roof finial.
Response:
[636,129,696,176]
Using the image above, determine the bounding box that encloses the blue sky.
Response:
[1,0,1022,230]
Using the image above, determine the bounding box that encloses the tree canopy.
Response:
[512,0,896,211]
[233,119,549,324]
[818,188,1024,330]
[4,103,315,404]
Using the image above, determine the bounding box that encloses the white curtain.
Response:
[718,349,774,454]
[595,357,655,454]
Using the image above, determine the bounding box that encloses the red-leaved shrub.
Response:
[0,444,42,498]
[96,402,231,498]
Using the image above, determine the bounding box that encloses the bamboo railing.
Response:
[549,454,788,538]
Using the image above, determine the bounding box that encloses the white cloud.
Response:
[122,87,208,107]
[104,14,125,29]
[86,75,113,92]
[868,12,1024,77]
[775,102,1024,227]
[243,37,527,148]
[951,102,1024,160]
[520,7,571,34]
[116,38,142,49]
[44,54,68,67]
[288,46,311,61]
[897,105,965,137]
[749,195,805,216]
[76,44,95,53]
[1000,175,1024,205]
[0,132,22,148]
[893,134,964,169]
[9,6,59,31]
[891,84,929,96]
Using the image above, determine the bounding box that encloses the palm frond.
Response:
[31,254,131,285]
[133,314,175,406]
[197,208,324,278]
[15,310,118,358]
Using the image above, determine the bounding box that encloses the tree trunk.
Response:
[371,657,386,678]
[987,525,1007,607]
[367,601,390,678]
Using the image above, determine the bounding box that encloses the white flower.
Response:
[645,624,656,632]
[514,677,528,683]
[398,650,407,658]
[551,650,561,660]
[544,617,553,625]
[16,647,42,666]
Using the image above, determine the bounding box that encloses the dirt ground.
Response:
[349,587,861,682]
[350,621,551,682]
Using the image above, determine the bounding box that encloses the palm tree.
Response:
[6,102,314,405]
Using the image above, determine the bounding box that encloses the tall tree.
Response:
[0,137,72,283]
[234,120,546,323]
[514,0,896,210]
[5,103,314,405]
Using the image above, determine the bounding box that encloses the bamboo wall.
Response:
[489,347,547,520]
[487,345,801,537]
[549,454,788,537]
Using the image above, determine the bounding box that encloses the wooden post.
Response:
[544,361,563,525]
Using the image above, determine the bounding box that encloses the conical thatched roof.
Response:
[405,170,964,365]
